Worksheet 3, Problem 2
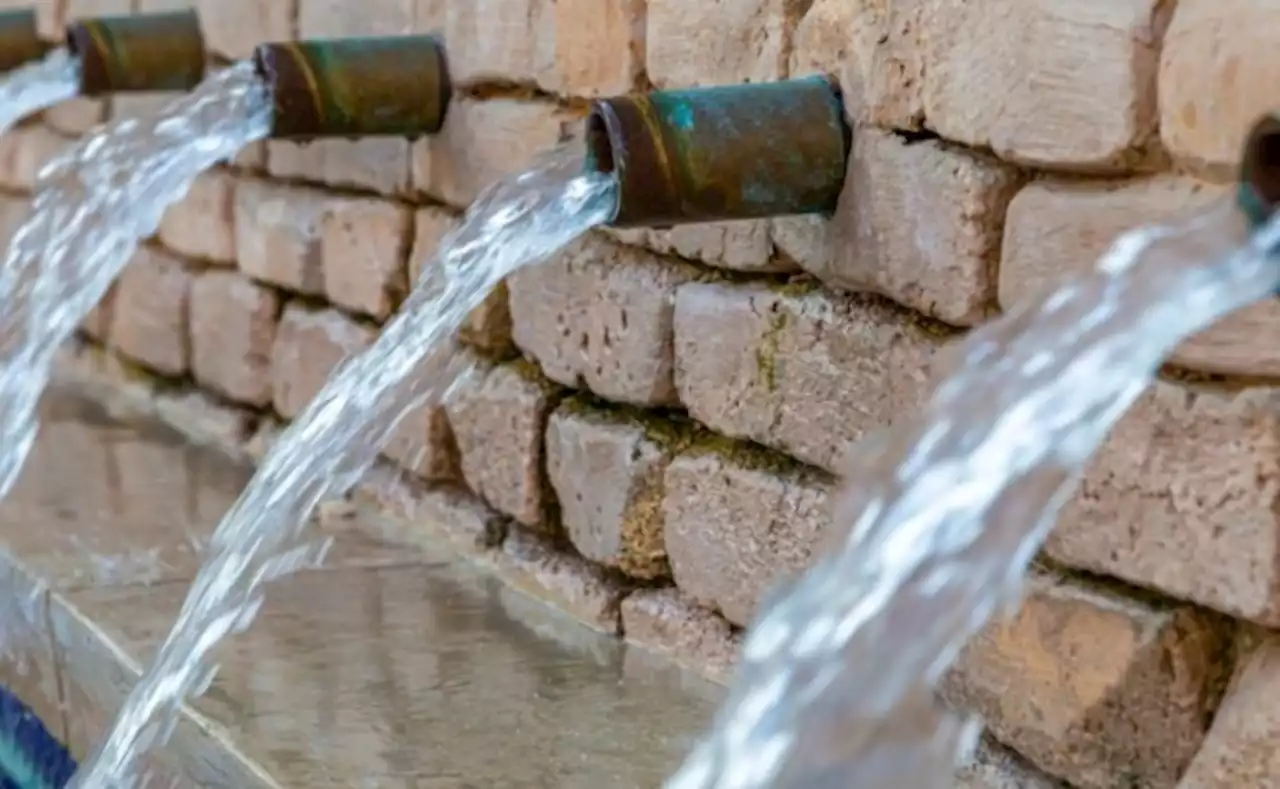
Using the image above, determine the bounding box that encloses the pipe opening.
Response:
[585,109,616,174]
[1247,120,1280,215]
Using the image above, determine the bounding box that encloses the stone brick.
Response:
[43,100,104,136]
[790,0,926,129]
[445,355,560,529]
[1159,0,1280,178]
[554,0,645,97]
[298,0,413,36]
[41,0,130,40]
[999,176,1280,378]
[269,304,376,419]
[492,528,628,633]
[942,572,1231,789]
[412,98,580,207]
[81,283,115,343]
[1178,633,1280,787]
[545,402,680,579]
[234,179,330,296]
[381,399,457,483]
[646,0,804,88]
[158,170,237,264]
[320,196,411,320]
[674,280,945,472]
[510,235,695,407]
[662,444,832,626]
[196,0,296,60]
[189,270,281,407]
[1045,381,1280,627]
[266,139,412,196]
[922,0,1170,171]
[352,466,505,555]
[444,0,557,90]
[108,248,192,377]
[640,221,794,273]
[620,588,740,684]
[0,125,68,191]
[956,739,1067,789]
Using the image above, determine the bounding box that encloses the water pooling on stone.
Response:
[663,203,1280,789]
[70,149,618,788]
[0,48,79,137]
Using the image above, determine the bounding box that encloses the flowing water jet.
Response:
[0,10,75,138]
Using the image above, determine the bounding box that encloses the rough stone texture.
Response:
[1178,633,1280,787]
[544,402,679,578]
[1046,381,1280,627]
[492,528,628,634]
[196,0,297,59]
[159,170,238,265]
[108,248,192,377]
[509,235,696,407]
[189,270,281,408]
[353,465,507,556]
[620,588,740,684]
[269,305,376,419]
[956,740,1068,789]
[381,396,458,484]
[298,0,413,36]
[942,571,1232,789]
[39,0,131,40]
[674,280,944,472]
[639,221,794,273]
[1159,0,1280,179]
[922,0,1170,171]
[43,99,104,137]
[234,180,330,296]
[646,0,803,87]
[266,139,413,197]
[443,0,557,90]
[662,444,833,626]
[554,0,646,97]
[445,356,560,529]
[319,196,410,320]
[1000,176,1280,377]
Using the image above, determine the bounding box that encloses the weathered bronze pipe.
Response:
[251,36,451,140]
[585,76,851,228]
[1239,114,1280,238]
[64,10,206,96]
[0,10,46,73]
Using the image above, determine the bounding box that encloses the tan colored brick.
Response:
[0,125,68,191]
[269,304,376,419]
[413,0,446,31]
[509,235,696,407]
[554,0,645,97]
[1046,381,1280,626]
[298,0,412,36]
[492,528,628,633]
[43,100,104,136]
[42,0,130,39]
[108,248,192,377]
[662,445,832,626]
[1178,634,1280,787]
[81,283,115,343]
[320,196,410,320]
[942,572,1231,789]
[189,270,281,407]
[922,0,1169,171]
[412,98,580,207]
[196,0,296,60]
[790,0,926,129]
[158,170,237,264]
[381,399,457,483]
[957,739,1067,789]
[641,221,794,273]
[646,0,804,87]
[444,0,556,90]
[674,280,944,472]
[234,179,329,296]
[266,139,412,196]
[445,355,559,529]
[1000,176,1280,378]
[1159,0,1280,178]
[545,402,675,578]
[620,588,740,684]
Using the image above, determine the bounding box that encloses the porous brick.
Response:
[545,401,683,578]
[40,0,130,40]
[107,248,192,377]
[957,740,1068,789]
[319,196,411,320]
[445,355,560,529]
[158,170,237,264]
[922,0,1170,171]
[43,99,104,136]
[269,304,376,419]
[554,0,646,97]
[266,139,412,196]
[443,0,557,90]
[1000,176,1280,378]
[640,221,794,273]
[298,0,413,36]
[662,443,833,626]
[234,179,330,296]
[509,235,696,407]
[942,572,1232,789]
[380,398,457,483]
[620,588,740,684]
[1159,0,1280,179]
[646,0,805,87]
[493,528,628,634]
[1046,380,1280,627]
[353,465,505,555]
[189,270,281,408]
[674,280,944,473]
[196,0,297,60]
[81,283,115,343]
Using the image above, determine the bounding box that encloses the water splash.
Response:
[0,62,269,503]
[70,148,618,788]
[0,48,79,136]
[667,201,1280,788]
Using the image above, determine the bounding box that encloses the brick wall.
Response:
[14,0,1280,786]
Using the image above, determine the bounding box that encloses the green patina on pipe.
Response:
[252,36,452,141]
[64,10,206,96]
[585,76,851,228]
[0,10,46,74]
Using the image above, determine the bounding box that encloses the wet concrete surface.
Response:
[0,388,721,787]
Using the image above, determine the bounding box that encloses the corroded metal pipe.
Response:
[1239,114,1280,237]
[251,36,451,140]
[585,76,851,228]
[0,9,46,73]
[64,10,206,96]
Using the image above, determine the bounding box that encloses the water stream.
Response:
[0,48,78,137]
